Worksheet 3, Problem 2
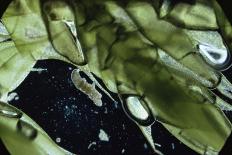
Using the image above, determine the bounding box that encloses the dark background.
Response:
[0,60,198,155]
[0,0,232,155]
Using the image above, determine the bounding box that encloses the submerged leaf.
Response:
[1,0,232,154]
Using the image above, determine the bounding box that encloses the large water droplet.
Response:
[17,120,37,140]
[198,43,231,70]
[126,97,149,120]
[122,96,154,126]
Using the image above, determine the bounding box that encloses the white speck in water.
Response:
[56,137,61,143]
[144,143,148,149]
[68,67,73,71]
[98,129,110,142]
[114,102,119,109]
[121,149,125,154]
[104,107,108,114]
[88,141,96,149]
[154,143,162,147]
[171,143,175,150]
[7,92,19,102]
[122,124,126,130]
[31,68,47,74]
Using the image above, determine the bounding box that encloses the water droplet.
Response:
[122,96,154,126]
[198,43,231,70]
[0,109,19,117]
[0,102,22,118]
[126,97,149,120]
[17,120,37,140]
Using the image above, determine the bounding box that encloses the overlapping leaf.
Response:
[1,0,232,155]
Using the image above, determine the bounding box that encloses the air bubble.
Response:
[197,43,231,70]
[126,97,149,120]
[0,102,22,118]
[122,96,154,126]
